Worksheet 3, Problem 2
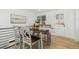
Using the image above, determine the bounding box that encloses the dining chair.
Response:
[14,26,22,49]
[22,29,41,49]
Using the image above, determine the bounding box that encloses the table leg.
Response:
[40,32,43,49]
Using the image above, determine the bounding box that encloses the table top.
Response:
[30,28,50,32]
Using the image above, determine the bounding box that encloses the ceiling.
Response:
[25,9,58,13]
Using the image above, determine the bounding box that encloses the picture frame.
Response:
[55,14,65,27]
[56,14,64,19]
[10,14,26,24]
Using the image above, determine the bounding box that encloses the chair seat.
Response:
[31,35,40,43]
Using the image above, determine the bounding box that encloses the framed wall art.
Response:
[10,14,26,24]
[56,14,64,19]
[56,14,65,27]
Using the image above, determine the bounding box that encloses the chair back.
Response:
[19,26,32,44]
[14,26,21,43]
[23,30,31,43]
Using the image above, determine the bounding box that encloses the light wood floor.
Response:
[46,35,79,49]
[8,35,79,49]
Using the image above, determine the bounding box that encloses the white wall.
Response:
[0,9,36,28]
[36,10,75,39]
[75,10,79,41]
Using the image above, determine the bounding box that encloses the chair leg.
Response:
[38,40,41,49]
[14,40,17,49]
[30,45,32,49]
[23,42,25,49]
